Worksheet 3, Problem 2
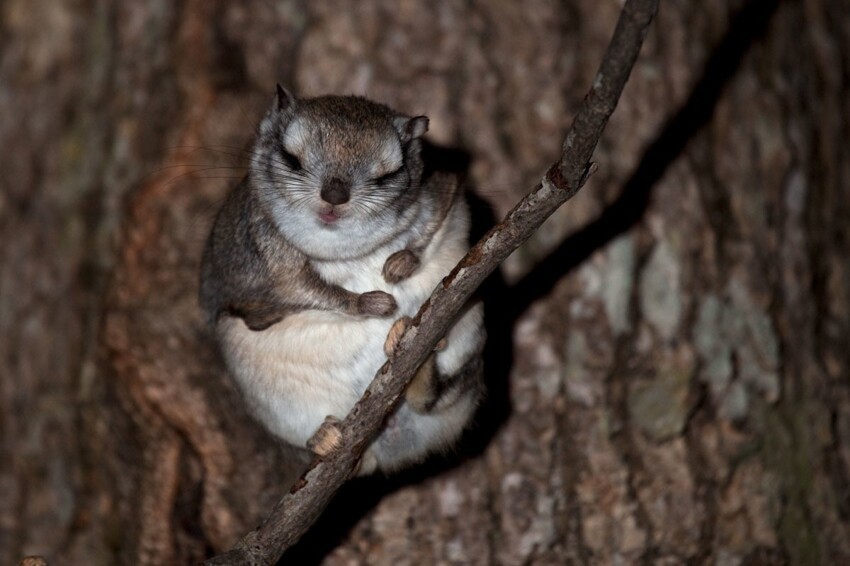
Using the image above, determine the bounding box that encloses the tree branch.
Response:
[205,0,659,563]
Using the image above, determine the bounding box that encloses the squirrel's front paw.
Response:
[357,290,398,317]
[307,415,343,457]
[382,250,420,283]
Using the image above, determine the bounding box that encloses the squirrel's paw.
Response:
[357,290,398,317]
[382,250,420,283]
[307,415,343,457]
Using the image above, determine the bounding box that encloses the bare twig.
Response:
[205,0,659,563]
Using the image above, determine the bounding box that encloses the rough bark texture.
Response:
[2,0,849,565]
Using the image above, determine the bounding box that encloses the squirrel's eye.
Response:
[374,167,401,185]
[280,149,302,171]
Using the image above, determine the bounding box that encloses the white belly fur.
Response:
[216,201,484,471]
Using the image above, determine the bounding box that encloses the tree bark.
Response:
[2,0,849,565]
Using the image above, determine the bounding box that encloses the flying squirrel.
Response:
[200,86,485,474]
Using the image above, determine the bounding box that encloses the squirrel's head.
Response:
[251,86,429,260]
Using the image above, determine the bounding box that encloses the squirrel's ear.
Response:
[260,84,296,136]
[275,84,296,112]
[394,115,429,143]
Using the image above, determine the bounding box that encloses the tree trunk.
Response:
[2,0,848,564]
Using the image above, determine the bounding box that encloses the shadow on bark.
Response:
[508,0,783,322]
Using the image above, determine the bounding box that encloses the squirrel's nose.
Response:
[320,178,350,205]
